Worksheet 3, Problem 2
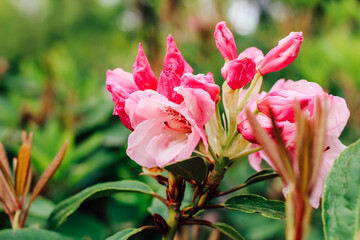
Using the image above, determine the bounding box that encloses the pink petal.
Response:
[175,86,215,126]
[157,70,184,104]
[181,73,220,103]
[127,119,165,168]
[133,43,158,90]
[163,35,193,77]
[238,47,264,66]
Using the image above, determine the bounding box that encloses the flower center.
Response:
[163,107,192,133]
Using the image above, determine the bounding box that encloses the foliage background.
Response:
[0,0,359,239]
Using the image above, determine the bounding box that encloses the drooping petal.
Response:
[133,43,158,90]
[214,21,237,61]
[106,68,139,130]
[157,70,184,104]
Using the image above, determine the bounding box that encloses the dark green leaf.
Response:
[0,228,74,240]
[224,194,286,219]
[212,222,245,240]
[244,169,278,185]
[322,139,360,240]
[164,156,209,183]
[49,180,154,229]
[106,228,143,240]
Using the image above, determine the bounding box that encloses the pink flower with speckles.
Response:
[125,88,215,167]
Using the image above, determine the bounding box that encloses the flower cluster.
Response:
[106,21,349,209]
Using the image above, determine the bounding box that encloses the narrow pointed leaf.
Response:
[0,143,10,176]
[106,228,143,240]
[0,228,74,240]
[224,194,286,219]
[212,222,245,240]
[15,144,31,196]
[49,180,154,229]
[164,156,209,183]
[322,139,360,240]
[28,141,68,207]
[244,169,278,185]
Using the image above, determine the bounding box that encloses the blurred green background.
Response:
[0,0,359,239]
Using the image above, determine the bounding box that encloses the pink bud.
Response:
[258,32,303,75]
[214,21,237,61]
[133,43,158,91]
[163,35,193,77]
[157,70,184,104]
[257,91,311,122]
[221,57,257,89]
[181,72,220,103]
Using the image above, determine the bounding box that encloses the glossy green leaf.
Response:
[49,180,154,229]
[164,156,209,183]
[322,139,360,240]
[106,228,143,240]
[0,228,74,240]
[212,222,245,240]
[244,169,278,185]
[224,194,286,219]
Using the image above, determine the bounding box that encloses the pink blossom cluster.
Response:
[106,21,349,208]
[106,36,220,167]
[237,80,349,208]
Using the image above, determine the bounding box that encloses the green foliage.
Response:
[49,180,154,229]
[164,156,209,183]
[0,228,74,240]
[212,222,245,240]
[224,194,286,219]
[322,139,360,240]
[106,228,143,240]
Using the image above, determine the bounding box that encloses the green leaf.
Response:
[212,222,245,240]
[164,156,209,183]
[244,169,278,185]
[224,194,286,219]
[106,228,143,240]
[49,180,154,229]
[322,139,360,240]
[0,228,74,240]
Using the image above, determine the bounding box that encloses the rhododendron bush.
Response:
[1,20,358,240]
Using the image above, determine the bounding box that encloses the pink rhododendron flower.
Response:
[125,88,214,167]
[214,21,237,61]
[257,32,303,75]
[242,79,350,208]
[221,57,257,90]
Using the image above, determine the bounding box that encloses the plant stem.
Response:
[163,208,178,240]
